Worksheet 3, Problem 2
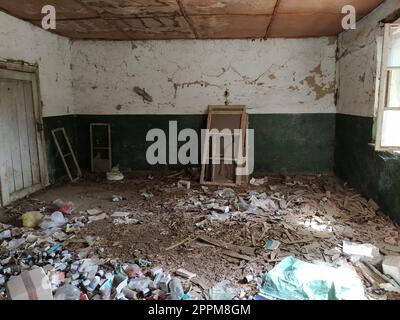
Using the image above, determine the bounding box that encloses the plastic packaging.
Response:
[21,211,43,228]
[40,211,66,229]
[260,256,366,300]
[208,280,239,300]
[0,229,11,239]
[54,284,81,300]
[123,264,143,278]
[128,277,150,292]
[53,199,76,214]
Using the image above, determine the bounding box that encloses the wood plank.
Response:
[16,81,33,189]
[221,249,254,262]
[23,82,41,185]
[0,81,13,205]
[52,128,82,182]
[8,81,23,192]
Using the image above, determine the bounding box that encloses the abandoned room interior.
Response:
[0,0,400,303]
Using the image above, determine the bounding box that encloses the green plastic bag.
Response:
[261,256,365,300]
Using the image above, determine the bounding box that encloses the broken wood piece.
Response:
[196,235,227,249]
[176,268,197,279]
[190,277,208,290]
[221,249,254,262]
[165,236,195,251]
[281,238,314,245]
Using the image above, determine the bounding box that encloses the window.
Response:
[376,24,400,151]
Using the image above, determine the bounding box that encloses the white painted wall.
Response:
[71,38,337,115]
[337,0,400,117]
[0,11,73,117]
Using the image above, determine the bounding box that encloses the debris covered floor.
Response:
[1,173,400,300]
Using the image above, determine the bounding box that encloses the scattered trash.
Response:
[87,209,103,216]
[175,268,196,279]
[0,174,399,301]
[342,241,381,263]
[260,256,366,300]
[141,192,154,200]
[177,180,191,189]
[54,284,81,300]
[214,188,235,199]
[6,268,53,300]
[208,280,240,300]
[250,177,266,186]
[7,237,26,250]
[382,256,400,285]
[21,211,43,228]
[113,218,140,225]
[53,199,76,214]
[169,277,186,300]
[264,240,280,251]
[0,229,12,240]
[107,167,124,181]
[88,213,108,223]
[111,195,123,202]
[40,212,67,229]
[243,275,254,283]
[110,212,132,218]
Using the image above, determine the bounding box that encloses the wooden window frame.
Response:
[375,23,400,152]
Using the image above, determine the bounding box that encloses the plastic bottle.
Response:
[54,284,81,300]
[168,277,184,300]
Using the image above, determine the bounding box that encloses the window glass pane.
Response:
[388,26,400,67]
[386,69,400,108]
[381,110,400,147]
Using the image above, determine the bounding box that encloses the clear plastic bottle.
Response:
[168,277,184,300]
[54,284,81,300]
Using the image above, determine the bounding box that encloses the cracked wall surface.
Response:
[0,11,74,117]
[337,0,400,117]
[335,0,400,223]
[71,38,337,115]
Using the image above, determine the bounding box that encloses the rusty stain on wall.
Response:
[299,64,336,101]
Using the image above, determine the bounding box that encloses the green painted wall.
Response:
[42,113,400,223]
[43,113,335,181]
[335,114,400,223]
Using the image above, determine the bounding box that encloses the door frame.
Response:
[0,62,49,206]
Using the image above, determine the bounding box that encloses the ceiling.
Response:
[0,0,385,40]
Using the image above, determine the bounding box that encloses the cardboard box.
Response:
[6,267,53,300]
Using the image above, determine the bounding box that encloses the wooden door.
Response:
[0,68,47,206]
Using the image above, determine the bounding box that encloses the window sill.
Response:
[368,143,400,160]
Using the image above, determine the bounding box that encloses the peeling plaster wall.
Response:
[335,0,400,223]
[337,0,400,117]
[0,11,73,117]
[0,11,76,183]
[71,38,337,115]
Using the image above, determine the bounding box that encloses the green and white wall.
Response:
[0,11,75,184]
[71,38,336,174]
[335,0,400,223]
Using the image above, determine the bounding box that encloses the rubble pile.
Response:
[0,174,399,300]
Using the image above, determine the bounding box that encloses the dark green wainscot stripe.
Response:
[335,114,400,223]
[250,114,335,173]
[43,113,335,181]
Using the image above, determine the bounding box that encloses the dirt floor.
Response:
[1,171,400,300]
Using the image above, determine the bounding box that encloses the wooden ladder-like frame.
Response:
[51,128,82,182]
